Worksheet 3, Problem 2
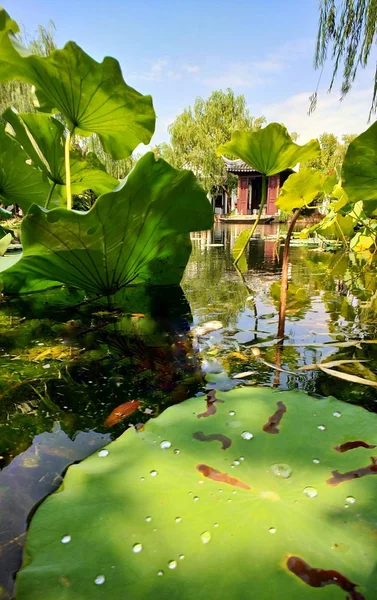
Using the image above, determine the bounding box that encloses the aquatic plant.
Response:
[0,7,213,297]
[16,386,377,599]
[217,124,321,265]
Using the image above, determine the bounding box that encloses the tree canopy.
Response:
[0,21,56,116]
[159,89,266,193]
[313,0,377,116]
[304,132,357,174]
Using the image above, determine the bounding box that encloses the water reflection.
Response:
[0,223,377,598]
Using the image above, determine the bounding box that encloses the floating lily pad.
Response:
[16,387,377,599]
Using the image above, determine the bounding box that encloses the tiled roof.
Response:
[221,157,258,173]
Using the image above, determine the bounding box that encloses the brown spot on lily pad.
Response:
[193,431,231,450]
[197,390,224,418]
[327,456,377,486]
[196,464,251,490]
[334,440,376,453]
[263,401,287,434]
[287,556,364,599]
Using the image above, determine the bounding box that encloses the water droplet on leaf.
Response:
[146,516,152,522]
[269,527,277,534]
[333,411,341,418]
[270,463,292,478]
[98,449,109,457]
[313,458,320,464]
[179,554,185,560]
[61,535,71,544]
[150,470,158,477]
[174,449,180,454]
[317,425,326,431]
[303,486,318,498]
[193,496,199,501]
[94,575,105,585]
[160,440,171,449]
[241,431,253,440]
[133,543,143,553]
[200,531,211,544]
[175,517,182,523]
[168,560,177,569]
[346,496,356,504]
[158,570,164,576]
[229,411,236,416]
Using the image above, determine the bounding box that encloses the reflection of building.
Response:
[214,158,292,218]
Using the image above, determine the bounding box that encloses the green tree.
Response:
[0,21,56,116]
[305,132,357,174]
[313,0,377,116]
[160,89,265,193]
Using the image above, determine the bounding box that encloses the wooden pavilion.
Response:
[214,158,293,221]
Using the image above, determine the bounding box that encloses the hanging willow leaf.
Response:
[0,153,213,295]
[0,125,50,211]
[276,169,326,211]
[4,109,118,205]
[318,365,377,387]
[0,8,155,159]
[217,123,320,175]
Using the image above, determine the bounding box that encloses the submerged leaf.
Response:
[218,123,320,175]
[16,387,377,599]
[0,153,213,295]
[318,365,377,387]
[0,8,155,159]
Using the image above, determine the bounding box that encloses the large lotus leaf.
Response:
[0,125,50,211]
[0,8,155,159]
[217,123,320,175]
[0,153,213,295]
[342,120,377,204]
[276,169,326,211]
[16,387,377,599]
[4,109,118,204]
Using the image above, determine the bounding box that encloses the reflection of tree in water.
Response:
[184,236,251,328]
[303,252,377,337]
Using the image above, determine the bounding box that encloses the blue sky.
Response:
[8,0,376,149]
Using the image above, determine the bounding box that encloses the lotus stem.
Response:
[65,128,74,210]
[234,175,267,265]
[45,182,56,209]
[277,208,301,339]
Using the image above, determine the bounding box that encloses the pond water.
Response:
[1,223,377,598]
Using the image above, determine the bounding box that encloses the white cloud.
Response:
[184,64,200,73]
[130,59,168,81]
[262,86,373,141]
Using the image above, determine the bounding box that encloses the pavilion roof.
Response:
[221,157,259,173]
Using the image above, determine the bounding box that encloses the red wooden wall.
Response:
[266,175,280,215]
[238,177,248,215]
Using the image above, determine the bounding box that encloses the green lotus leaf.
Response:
[0,153,213,295]
[217,123,320,175]
[0,8,155,159]
[4,109,118,206]
[342,120,377,204]
[314,212,355,241]
[16,386,377,599]
[0,231,12,256]
[231,228,252,267]
[276,169,326,211]
[0,125,50,211]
